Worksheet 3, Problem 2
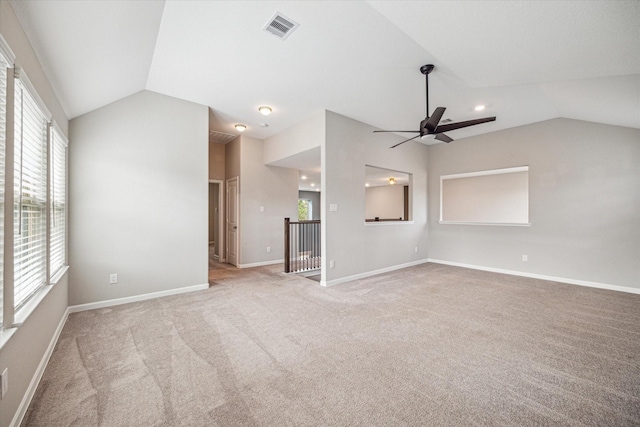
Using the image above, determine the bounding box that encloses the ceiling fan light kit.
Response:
[375,64,496,148]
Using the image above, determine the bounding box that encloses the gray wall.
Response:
[69,90,209,305]
[323,111,429,284]
[428,118,640,289]
[239,136,298,266]
[0,3,69,427]
[298,190,321,220]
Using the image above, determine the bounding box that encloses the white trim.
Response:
[364,221,414,227]
[438,221,531,227]
[68,284,209,313]
[427,259,640,295]
[10,307,70,427]
[209,179,224,263]
[0,33,16,63]
[238,259,284,269]
[440,166,529,181]
[321,258,429,287]
[14,66,52,119]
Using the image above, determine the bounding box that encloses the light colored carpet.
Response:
[23,263,640,426]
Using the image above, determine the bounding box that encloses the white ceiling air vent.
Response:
[263,12,299,40]
[209,130,237,144]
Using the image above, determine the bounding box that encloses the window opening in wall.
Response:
[440,166,530,225]
[365,165,411,222]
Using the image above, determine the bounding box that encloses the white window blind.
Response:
[13,77,48,310]
[50,124,67,277]
[0,50,8,326]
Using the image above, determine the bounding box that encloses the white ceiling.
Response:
[10,0,640,145]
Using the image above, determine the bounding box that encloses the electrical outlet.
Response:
[109,273,118,284]
[414,246,418,253]
[1,368,8,399]
[266,246,271,253]
[329,260,335,268]
[260,206,265,212]
[329,204,338,212]
[522,255,528,262]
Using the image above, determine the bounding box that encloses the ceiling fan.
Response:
[374,64,496,148]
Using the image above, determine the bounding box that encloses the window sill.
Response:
[438,221,531,227]
[0,265,69,350]
[365,221,415,227]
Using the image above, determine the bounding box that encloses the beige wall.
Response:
[225,137,240,179]
[365,185,404,220]
[208,141,225,180]
[0,3,69,427]
[428,118,640,289]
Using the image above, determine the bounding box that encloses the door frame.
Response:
[226,176,240,266]
[209,179,224,262]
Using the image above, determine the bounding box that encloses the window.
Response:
[298,199,312,221]
[440,166,529,225]
[50,125,67,278]
[13,73,49,310]
[365,165,411,222]
[0,41,10,327]
[0,39,68,332]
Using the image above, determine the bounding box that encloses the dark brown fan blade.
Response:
[373,130,420,133]
[434,116,496,134]
[435,133,453,143]
[390,135,420,149]
[425,107,446,132]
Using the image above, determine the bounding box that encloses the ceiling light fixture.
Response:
[474,105,486,111]
[310,183,315,187]
[258,106,272,115]
[301,175,307,180]
[389,177,396,185]
[234,124,247,132]
[365,183,370,187]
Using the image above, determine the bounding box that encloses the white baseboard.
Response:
[427,259,640,295]
[68,283,210,313]
[11,307,70,427]
[321,258,429,287]
[238,259,283,269]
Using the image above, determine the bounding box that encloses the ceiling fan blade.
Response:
[373,130,420,133]
[425,107,446,132]
[434,116,496,134]
[389,134,420,149]
[435,133,453,143]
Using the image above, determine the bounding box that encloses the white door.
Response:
[226,177,239,266]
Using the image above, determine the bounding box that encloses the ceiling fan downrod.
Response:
[420,64,434,118]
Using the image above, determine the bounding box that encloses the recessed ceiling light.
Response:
[316,188,320,192]
[474,105,486,111]
[234,124,247,132]
[365,183,370,187]
[301,175,307,180]
[310,183,315,187]
[258,106,272,115]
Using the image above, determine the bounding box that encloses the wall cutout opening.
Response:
[440,166,529,225]
[365,165,411,222]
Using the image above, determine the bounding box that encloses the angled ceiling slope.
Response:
[9,0,640,141]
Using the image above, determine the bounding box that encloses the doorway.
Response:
[208,180,224,262]
[226,176,239,266]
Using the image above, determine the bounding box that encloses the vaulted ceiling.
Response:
[10,1,640,143]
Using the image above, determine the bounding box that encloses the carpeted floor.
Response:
[23,263,640,426]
